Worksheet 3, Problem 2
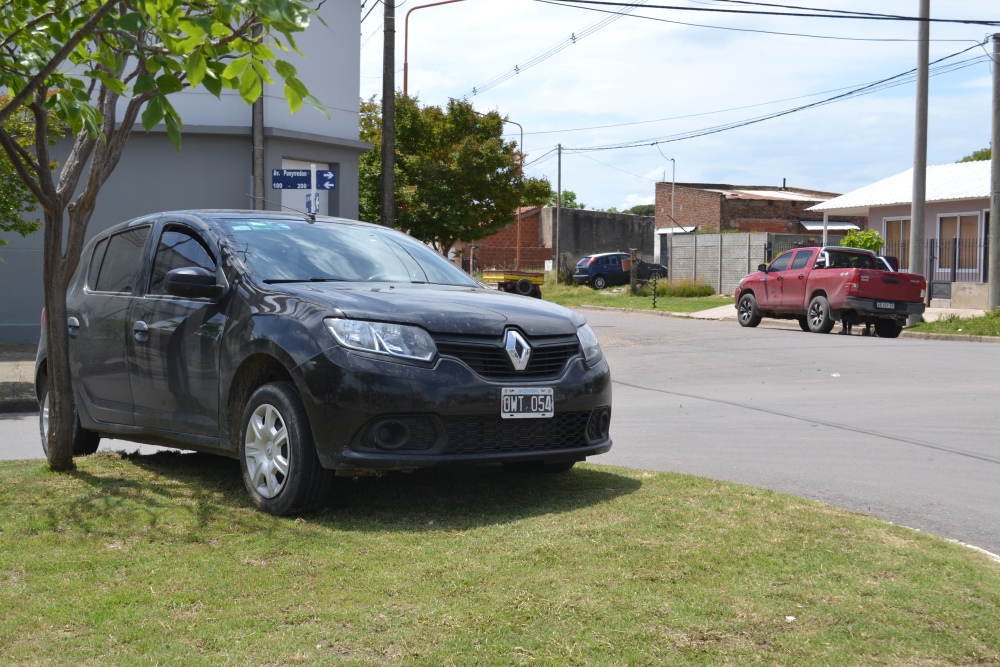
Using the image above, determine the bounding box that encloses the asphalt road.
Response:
[2,310,998,554]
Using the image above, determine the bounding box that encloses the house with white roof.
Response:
[809,161,991,308]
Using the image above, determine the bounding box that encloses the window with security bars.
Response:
[937,214,979,271]
[883,218,910,272]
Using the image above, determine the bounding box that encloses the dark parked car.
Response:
[572,252,667,289]
[36,211,613,515]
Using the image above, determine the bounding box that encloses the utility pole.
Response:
[907,0,930,326]
[380,0,396,228]
[555,144,562,280]
[990,33,1000,309]
[251,22,265,210]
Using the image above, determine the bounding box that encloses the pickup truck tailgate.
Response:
[854,270,924,303]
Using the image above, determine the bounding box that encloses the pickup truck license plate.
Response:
[501,387,554,419]
[876,301,895,310]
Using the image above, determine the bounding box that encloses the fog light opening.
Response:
[587,408,611,442]
[372,420,412,450]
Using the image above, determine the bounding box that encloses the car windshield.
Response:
[218,218,479,286]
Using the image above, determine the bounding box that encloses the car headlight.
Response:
[577,323,602,363]
[324,318,437,362]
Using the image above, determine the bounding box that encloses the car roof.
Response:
[95,209,387,239]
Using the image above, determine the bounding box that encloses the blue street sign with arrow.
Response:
[271,169,336,190]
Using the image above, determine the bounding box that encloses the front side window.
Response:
[86,238,109,290]
[93,227,150,293]
[148,228,216,295]
[768,252,793,272]
[219,218,479,287]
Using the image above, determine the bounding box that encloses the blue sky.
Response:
[359,0,996,209]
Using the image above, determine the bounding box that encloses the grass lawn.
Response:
[910,308,1000,337]
[542,280,732,313]
[1,453,998,665]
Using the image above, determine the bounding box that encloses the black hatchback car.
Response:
[572,252,667,289]
[36,211,612,515]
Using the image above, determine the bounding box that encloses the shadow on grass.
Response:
[64,450,641,534]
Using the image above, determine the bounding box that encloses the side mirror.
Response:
[165,267,225,300]
[757,263,768,272]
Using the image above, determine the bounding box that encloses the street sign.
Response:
[271,169,336,190]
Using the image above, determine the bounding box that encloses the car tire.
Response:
[239,382,332,516]
[737,293,762,328]
[807,295,835,334]
[797,316,810,332]
[504,460,576,474]
[38,380,100,458]
[592,275,607,290]
[874,319,903,339]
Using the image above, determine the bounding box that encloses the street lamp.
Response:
[404,0,466,97]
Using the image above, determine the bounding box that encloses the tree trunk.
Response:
[42,206,75,471]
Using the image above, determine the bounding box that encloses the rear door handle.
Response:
[67,316,80,337]
[133,320,149,343]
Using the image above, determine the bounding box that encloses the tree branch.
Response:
[0,0,119,127]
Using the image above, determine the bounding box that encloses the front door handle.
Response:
[133,320,149,343]
[67,316,80,337]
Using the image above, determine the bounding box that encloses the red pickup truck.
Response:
[734,246,926,338]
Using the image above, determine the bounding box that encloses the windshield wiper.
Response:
[262,277,345,284]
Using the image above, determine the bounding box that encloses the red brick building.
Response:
[654,182,867,235]
[452,207,552,272]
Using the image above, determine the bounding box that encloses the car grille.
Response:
[435,336,580,380]
[441,412,593,454]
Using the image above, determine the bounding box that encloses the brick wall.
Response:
[464,208,551,270]
[655,183,723,232]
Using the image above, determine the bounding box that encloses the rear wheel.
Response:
[737,293,762,328]
[240,382,332,515]
[592,275,607,290]
[807,296,835,334]
[38,380,100,457]
[874,319,903,339]
[797,316,810,332]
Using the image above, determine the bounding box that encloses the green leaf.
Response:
[238,70,261,103]
[250,60,273,86]
[118,13,145,31]
[177,18,206,38]
[303,94,328,118]
[284,84,301,113]
[164,111,182,152]
[134,74,156,95]
[274,60,297,79]
[141,96,165,131]
[155,73,184,95]
[186,49,207,88]
[221,56,251,80]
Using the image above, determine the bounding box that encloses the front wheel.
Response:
[592,275,607,290]
[240,382,332,515]
[874,319,903,339]
[38,380,100,457]
[737,293,762,327]
[807,296,835,334]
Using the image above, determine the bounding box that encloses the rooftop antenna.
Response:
[247,193,316,223]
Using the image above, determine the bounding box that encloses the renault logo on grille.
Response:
[504,330,532,371]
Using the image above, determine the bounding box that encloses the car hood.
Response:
[281,283,585,336]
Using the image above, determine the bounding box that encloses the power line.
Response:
[549,0,1000,26]
[458,0,650,100]
[537,0,986,43]
[574,152,658,181]
[557,44,988,153]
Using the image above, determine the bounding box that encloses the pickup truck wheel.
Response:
[797,316,810,332]
[874,320,903,339]
[737,293,762,327]
[38,380,100,457]
[592,275,607,290]
[807,296,835,334]
[240,382,332,515]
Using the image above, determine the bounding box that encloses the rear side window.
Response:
[148,228,216,295]
[86,238,109,290]
[790,250,812,270]
[93,227,150,293]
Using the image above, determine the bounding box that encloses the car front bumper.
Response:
[297,345,613,470]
